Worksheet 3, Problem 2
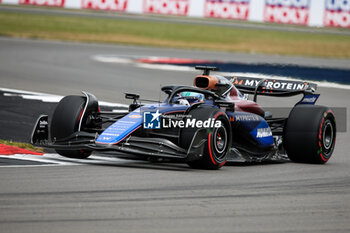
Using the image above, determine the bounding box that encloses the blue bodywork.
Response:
[96,102,274,150]
[296,94,320,105]
[96,103,188,144]
[227,111,274,148]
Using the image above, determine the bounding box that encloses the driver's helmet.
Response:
[180,91,204,104]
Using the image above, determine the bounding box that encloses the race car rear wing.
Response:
[228,76,317,102]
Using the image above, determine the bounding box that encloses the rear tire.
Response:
[180,107,231,170]
[283,105,336,164]
[51,95,92,159]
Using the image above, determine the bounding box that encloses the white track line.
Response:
[0,154,80,167]
[0,154,133,168]
[3,89,130,107]
[0,87,129,108]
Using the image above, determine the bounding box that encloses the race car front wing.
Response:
[31,115,207,161]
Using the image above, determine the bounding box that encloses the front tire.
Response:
[51,95,93,159]
[283,105,336,164]
[180,107,231,170]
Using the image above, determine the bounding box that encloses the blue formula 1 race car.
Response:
[31,66,336,169]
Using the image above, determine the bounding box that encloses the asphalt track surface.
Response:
[0,37,350,233]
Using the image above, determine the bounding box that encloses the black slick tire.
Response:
[51,95,92,159]
[283,105,336,164]
[180,107,231,170]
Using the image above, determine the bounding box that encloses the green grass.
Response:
[0,11,350,58]
[0,139,43,153]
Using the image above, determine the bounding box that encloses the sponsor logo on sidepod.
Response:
[257,128,272,138]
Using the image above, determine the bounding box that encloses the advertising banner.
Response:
[19,0,65,7]
[264,0,310,25]
[143,0,189,16]
[324,0,350,28]
[1,0,350,28]
[81,0,128,11]
[204,0,250,20]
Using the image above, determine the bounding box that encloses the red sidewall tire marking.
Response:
[208,112,227,166]
[318,110,336,163]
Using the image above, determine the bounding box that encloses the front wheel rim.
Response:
[323,120,334,151]
[213,125,228,155]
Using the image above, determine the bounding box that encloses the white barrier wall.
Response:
[1,0,349,28]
